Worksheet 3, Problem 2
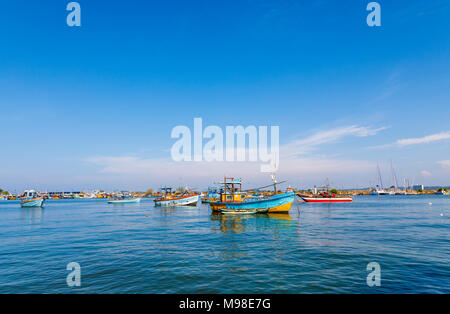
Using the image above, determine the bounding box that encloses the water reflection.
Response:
[211,212,249,234]
[20,207,44,224]
[211,212,298,234]
[159,207,178,217]
[159,205,201,217]
[265,213,294,221]
[256,213,298,237]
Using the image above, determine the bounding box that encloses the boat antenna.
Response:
[391,159,399,192]
[271,173,278,194]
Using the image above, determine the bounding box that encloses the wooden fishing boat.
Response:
[210,176,294,214]
[154,187,200,207]
[209,177,246,212]
[20,190,44,208]
[219,192,295,213]
[299,194,353,202]
[298,180,353,203]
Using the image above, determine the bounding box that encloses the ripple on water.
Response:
[0,196,448,293]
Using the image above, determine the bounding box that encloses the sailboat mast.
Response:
[377,164,383,189]
[391,160,398,191]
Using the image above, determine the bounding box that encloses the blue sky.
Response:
[1,0,450,192]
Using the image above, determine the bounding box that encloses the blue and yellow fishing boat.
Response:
[20,190,45,208]
[219,192,295,214]
[209,177,294,214]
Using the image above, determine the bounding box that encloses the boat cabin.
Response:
[23,190,39,199]
[161,187,173,195]
[219,177,244,203]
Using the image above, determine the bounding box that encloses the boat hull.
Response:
[108,198,142,204]
[220,208,259,215]
[209,201,229,212]
[201,198,219,204]
[300,196,353,203]
[20,198,44,208]
[213,192,295,213]
[154,194,200,207]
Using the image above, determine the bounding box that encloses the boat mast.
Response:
[377,163,384,190]
[391,160,398,192]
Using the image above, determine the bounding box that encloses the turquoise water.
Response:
[0,196,448,293]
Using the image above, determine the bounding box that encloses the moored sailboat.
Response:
[369,164,395,195]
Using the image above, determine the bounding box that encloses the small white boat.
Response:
[20,190,44,208]
[108,197,141,204]
[220,208,263,215]
[370,188,394,195]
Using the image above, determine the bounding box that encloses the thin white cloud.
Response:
[369,130,450,150]
[366,143,394,150]
[278,157,373,175]
[85,125,384,186]
[396,131,450,146]
[438,160,450,168]
[284,125,388,157]
[85,155,374,187]
[421,170,432,177]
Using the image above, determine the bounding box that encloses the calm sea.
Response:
[0,196,448,293]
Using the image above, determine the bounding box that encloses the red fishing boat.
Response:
[297,181,353,203]
[298,193,353,203]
